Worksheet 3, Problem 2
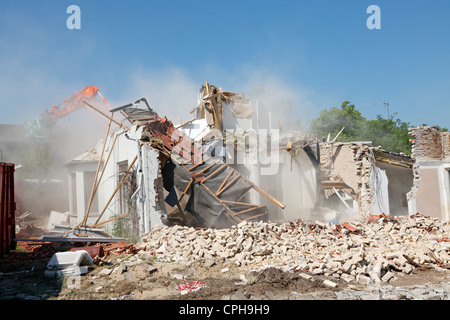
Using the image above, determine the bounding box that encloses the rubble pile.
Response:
[138,214,450,284]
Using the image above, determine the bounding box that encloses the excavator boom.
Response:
[24,86,111,137]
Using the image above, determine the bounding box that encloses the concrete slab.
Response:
[47,250,94,270]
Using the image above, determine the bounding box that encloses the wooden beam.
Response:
[83,99,123,126]
[195,159,220,175]
[233,205,266,216]
[216,170,234,195]
[89,213,129,229]
[178,178,194,203]
[321,181,344,189]
[236,172,286,209]
[200,181,242,224]
[374,155,412,168]
[201,163,227,184]
[243,212,268,221]
[222,200,260,207]
[187,156,212,171]
[93,155,138,225]
[81,116,113,226]
[216,174,240,197]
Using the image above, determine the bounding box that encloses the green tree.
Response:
[364,114,411,155]
[309,101,412,155]
[309,101,366,142]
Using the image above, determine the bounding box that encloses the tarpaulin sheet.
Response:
[170,156,268,228]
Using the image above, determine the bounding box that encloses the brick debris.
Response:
[137,213,450,284]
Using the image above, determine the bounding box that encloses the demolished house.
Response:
[319,141,414,222]
[65,83,321,237]
[319,126,450,223]
[63,84,450,241]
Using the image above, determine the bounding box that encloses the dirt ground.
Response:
[1,247,449,301]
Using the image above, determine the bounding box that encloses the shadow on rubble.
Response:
[0,243,65,300]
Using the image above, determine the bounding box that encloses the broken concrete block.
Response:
[369,271,381,283]
[113,262,126,276]
[312,268,324,275]
[204,259,216,268]
[170,273,184,280]
[341,273,354,283]
[298,273,313,281]
[144,265,158,274]
[357,274,371,284]
[382,271,395,283]
[403,263,414,274]
[98,268,113,276]
[234,274,248,286]
[323,280,338,288]
[123,272,135,281]
[47,250,93,270]
[342,260,353,273]
[44,266,88,279]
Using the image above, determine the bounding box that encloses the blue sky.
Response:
[0,0,449,129]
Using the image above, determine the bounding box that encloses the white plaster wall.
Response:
[141,144,164,232]
[279,150,317,221]
[409,161,450,221]
[95,127,140,233]
[370,168,390,215]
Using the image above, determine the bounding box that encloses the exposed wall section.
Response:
[320,142,414,221]
[320,142,381,220]
[141,143,164,233]
[409,126,450,221]
[410,126,445,161]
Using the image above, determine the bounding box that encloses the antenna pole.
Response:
[384,101,390,119]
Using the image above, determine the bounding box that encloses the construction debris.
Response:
[137,214,450,284]
[45,250,93,279]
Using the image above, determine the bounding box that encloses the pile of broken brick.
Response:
[137,213,450,285]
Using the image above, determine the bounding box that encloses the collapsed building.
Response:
[319,141,414,222]
[318,126,450,223]
[62,84,450,240]
[65,83,321,237]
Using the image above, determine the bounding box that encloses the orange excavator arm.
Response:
[46,86,111,119]
[24,86,112,137]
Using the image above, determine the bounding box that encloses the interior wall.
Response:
[278,149,317,221]
[415,167,442,219]
[376,162,413,216]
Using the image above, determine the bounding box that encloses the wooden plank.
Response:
[82,117,113,226]
[321,181,344,189]
[243,212,268,221]
[216,174,241,197]
[222,200,260,207]
[200,182,242,223]
[232,172,285,209]
[216,170,234,195]
[93,155,138,225]
[178,178,194,203]
[187,156,212,171]
[89,213,129,229]
[195,159,220,175]
[83,100,123,126]
[233,205,266,216]
[202,164,227,184]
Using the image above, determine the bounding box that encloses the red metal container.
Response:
[0,163,16,258]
